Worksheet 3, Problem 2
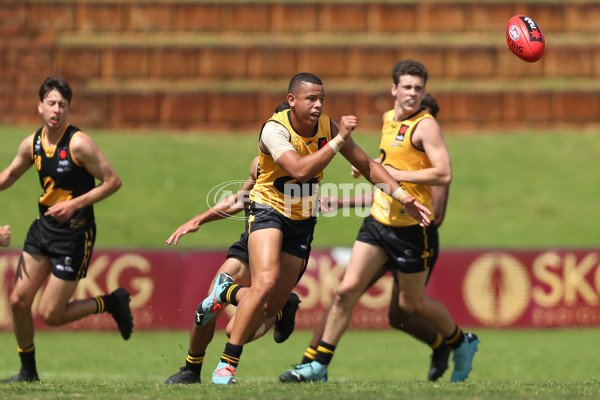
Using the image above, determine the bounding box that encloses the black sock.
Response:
[185,351,204,375]
[220,284,242,306]
[301,345,318,364]
[314,341,336,366]
[445,326,465,350]
[275,296,292,323]
[220,342,243,368]
[18,344,37,374]
[428,332,445,350]
[94,294,118,314]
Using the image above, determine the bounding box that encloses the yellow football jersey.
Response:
[250,110,333,220]
[371,108,436,227]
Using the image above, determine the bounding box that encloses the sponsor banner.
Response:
[431,250,600,328]
[0,249,599,331]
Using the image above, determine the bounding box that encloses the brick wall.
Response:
[1,0,599,133]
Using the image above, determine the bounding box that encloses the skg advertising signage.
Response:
[0,249,598,330]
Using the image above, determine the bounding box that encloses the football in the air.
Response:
[506,15,545,62]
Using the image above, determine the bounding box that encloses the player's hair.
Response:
[391,60,428,86]
[421,93,439,118]
[273,102,290,114]
[288,72,323,94]
[39,76,73,105]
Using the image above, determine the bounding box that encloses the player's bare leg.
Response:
[389,280,450,381]
[281,241,388,382]
[210,228,303,384]
[165,257,250,384]
[396,271,478,382]
[3,253,50,383]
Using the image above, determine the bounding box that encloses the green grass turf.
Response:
[1,126,600,398]
[2,125,599,249]
[0,329,599,399]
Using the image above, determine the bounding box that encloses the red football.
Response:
[506,15,545,62]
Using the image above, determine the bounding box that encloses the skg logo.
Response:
[463,252,531,327]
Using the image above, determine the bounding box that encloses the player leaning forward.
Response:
[280,60,479,384]
[0,76,132,383]
[194,72,431,384]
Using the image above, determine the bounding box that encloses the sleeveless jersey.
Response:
[250,110,333,220]
[31,124,96,233]
[371,108,436,227]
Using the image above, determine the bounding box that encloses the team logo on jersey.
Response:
[317,137,327,149]
[395,125,409,142]
[57,147,71,173]
[34,138,41,154]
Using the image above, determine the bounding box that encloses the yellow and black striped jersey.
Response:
[31,124,95,232]
[250,109,333,220]
[371,108,435,227]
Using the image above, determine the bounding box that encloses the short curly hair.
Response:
[391,60,428,86]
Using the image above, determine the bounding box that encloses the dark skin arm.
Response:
[266,116,356,183]
[338,131,430,226]
[166,156,259,245]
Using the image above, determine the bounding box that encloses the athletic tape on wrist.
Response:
[328,135,345,154]
[391,187,409,203]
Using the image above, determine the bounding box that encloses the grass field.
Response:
[0,329,599,399]
[1,125,599,249]
[1,126,599,398]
